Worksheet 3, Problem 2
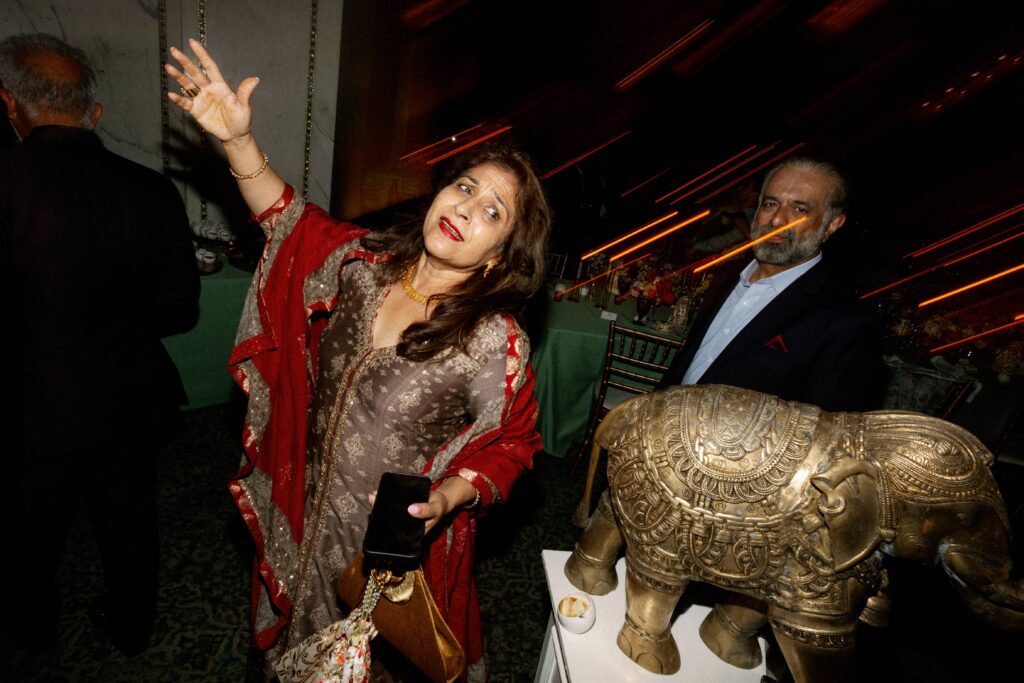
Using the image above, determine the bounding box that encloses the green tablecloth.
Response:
[529,286,682,457]
[163,258,251,408]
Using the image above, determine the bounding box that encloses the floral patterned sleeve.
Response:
[438,316,542,510]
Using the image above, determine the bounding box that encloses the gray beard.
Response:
[752,221,826,266]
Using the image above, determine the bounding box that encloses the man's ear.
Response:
[90,102,103,128]
[823,213,846,241]
[0,88,16,119]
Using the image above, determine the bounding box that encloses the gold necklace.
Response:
[401,263,429,304]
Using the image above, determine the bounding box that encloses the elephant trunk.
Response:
[941,544,1024,631]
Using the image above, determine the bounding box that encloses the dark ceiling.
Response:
[351,0,1024,332]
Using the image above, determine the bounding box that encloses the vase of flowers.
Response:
[634,294,657,324]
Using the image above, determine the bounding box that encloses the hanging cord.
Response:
[302,0,319,199]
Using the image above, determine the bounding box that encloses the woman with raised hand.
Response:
[167,39,550,681]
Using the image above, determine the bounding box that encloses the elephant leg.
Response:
[699,594,768,669]
[616,564,684,675]
[564,490,622,595]
[767,605,858,683]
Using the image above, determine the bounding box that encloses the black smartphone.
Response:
[363,471,431,570]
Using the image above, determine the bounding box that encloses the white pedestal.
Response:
[535,549,767,683]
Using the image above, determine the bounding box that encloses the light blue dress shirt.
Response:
[681,254,822,385]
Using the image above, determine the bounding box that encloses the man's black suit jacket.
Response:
[0,126,200,458]
[658,258,885,412]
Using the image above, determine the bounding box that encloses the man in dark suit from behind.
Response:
[659,157,885,412]
[0,33,200,656]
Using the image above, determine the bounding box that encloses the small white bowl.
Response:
[556,592,596,635]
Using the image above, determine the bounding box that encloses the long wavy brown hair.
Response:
[364,142,552,361]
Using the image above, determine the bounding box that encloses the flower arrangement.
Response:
[614,256,708,307]
[993,341,1024,382]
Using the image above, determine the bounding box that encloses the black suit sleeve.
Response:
[147,180,201,338]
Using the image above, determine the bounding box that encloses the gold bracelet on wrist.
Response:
[450,468,483,512]
[464,486,482,512]
[230,151,269,180]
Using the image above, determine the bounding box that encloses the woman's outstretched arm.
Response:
[165,38,285,215]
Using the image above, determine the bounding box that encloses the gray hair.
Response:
[761,156,848,227]
[0,33,97,127]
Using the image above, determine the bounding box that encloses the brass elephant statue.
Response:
[564,384,1022,682]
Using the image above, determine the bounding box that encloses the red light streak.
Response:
[616,20,714,91]
[654,146,758,203]
[425,126,512,165]
[400,124,482,160]
[860,266,937,299]
[906,202,1024,259]
[694,218,807,273]
[860,227,1024,300]
[670,143,784,205]
[620,165,675,198]
[581,211,678,260]
[695,142,806,204]
[938,222,1024,264]
[556,254,650,300]
[610,210,710,262]
[919,287,1024,325]
[938,228,1024,268]
[1016,313,1024,320]
[918,262,1024,307]
[647,257,715,286]
[540,131,631,180]
[930,318,1024,353]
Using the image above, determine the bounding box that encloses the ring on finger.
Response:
[180,86,200,98]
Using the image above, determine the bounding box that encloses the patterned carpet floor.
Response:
[2,403,1022,682]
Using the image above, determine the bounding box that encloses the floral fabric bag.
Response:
[275,552,465,683]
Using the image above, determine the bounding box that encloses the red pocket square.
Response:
[765,334,789,352]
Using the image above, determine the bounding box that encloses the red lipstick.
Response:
[439,216,464,241]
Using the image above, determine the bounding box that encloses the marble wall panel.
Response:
[1,0,344,228]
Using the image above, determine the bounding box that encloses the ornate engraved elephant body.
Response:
[565,385,1021,682]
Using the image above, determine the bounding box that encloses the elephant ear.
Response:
[810,460,883,572]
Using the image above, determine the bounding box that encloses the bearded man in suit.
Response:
[658,157,885,412]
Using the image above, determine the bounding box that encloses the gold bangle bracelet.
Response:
[464,486,482,512]
[447,469,483,512]
[229,151,269,180]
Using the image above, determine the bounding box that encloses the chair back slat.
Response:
[592,321,684,413]
[607,371,659,391]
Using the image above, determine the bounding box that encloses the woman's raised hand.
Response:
[165,40,283,215]
[166,39,259,145]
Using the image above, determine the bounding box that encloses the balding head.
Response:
[0,33,100,133]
